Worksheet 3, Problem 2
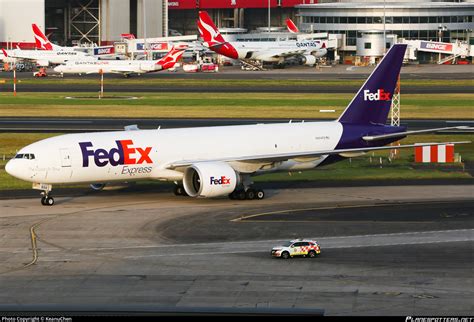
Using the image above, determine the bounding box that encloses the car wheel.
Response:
[281,251,290,259]
[308,250,317,258]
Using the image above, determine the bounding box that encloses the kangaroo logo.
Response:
[33,24,53,50]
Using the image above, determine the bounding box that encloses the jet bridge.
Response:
[402,39,473,64]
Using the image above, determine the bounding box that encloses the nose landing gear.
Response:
[40,191,54,206]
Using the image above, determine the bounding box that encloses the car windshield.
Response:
[282,241,292,247]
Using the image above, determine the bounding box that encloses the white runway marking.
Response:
[116,229,474,259]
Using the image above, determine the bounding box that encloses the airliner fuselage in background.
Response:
[5,44,469,205]
[198,11,327,66]
[53,46,185,75]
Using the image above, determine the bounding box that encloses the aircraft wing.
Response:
[362,126,471,141]
[259,48,306,59]
[166,141,471,169]
[109,68,134,74]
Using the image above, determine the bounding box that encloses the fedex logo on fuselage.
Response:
[363,89,391,101]
[210,176,231,185]
[79,140,152,167]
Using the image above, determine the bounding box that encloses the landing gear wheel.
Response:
[174,185,186,196]
[245,189,256,200]
[41,196,54,206]
[236,190,246,200]
[255,189,265,200]
[45,197,54,206]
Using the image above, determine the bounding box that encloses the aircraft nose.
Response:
[5,159,16,177]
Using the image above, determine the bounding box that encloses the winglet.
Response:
[286,18,299,34]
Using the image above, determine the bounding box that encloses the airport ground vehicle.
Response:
[271,239,321,259]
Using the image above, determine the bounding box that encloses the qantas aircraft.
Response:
[1,46,94,66]
[53,46,185,76]
[198,11,326,67]
[32,24,119,59]
[5,44,468,206]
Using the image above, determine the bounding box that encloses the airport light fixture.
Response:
[438,24,448,63]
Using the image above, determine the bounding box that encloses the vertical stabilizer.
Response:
[32,24,60,50]
[337,44,407,125]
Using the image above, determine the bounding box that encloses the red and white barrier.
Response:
[415,144,454,163]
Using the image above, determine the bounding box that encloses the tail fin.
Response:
[156,46,185,70]
[121,33,136,40]
[2,48,8,57]
[286,18,299,34]
[337,44,407,125]
[32,24,58,50]
[198,11,226,46]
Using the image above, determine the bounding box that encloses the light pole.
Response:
[268,0,271,33]
[438,24,447,63]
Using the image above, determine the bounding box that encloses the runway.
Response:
[0,185,472,315]
[0,117,472,133]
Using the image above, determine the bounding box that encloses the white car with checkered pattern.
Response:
[271,239,321,259]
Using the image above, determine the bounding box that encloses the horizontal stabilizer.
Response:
[362,126,471,141]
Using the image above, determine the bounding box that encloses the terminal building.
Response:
[296,1,474,63]
[0,0,472,63]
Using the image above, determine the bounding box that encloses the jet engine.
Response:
[183,162,238,198]
[301,55,317,66]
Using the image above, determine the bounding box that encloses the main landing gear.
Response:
[40,191,54,206]
[229,188,265,200]
[173,185,188,196]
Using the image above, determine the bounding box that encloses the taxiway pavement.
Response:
[0,185,472,315]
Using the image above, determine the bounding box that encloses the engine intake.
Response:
[183,162,237,198]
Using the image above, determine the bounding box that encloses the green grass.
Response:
[0,133,472,191]
[0,92,473,119]
[1,77,473,87]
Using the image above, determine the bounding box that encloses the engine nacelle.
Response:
[302,55,317,66]
[90,183,106,191]
[183,162,237,198]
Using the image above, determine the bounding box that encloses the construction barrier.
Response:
[414,144,454,163]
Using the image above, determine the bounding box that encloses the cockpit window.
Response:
[15,153,35,160]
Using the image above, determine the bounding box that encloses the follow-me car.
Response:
[271,239,321,259]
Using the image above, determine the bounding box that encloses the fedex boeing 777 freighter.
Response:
[5,44,468,206]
